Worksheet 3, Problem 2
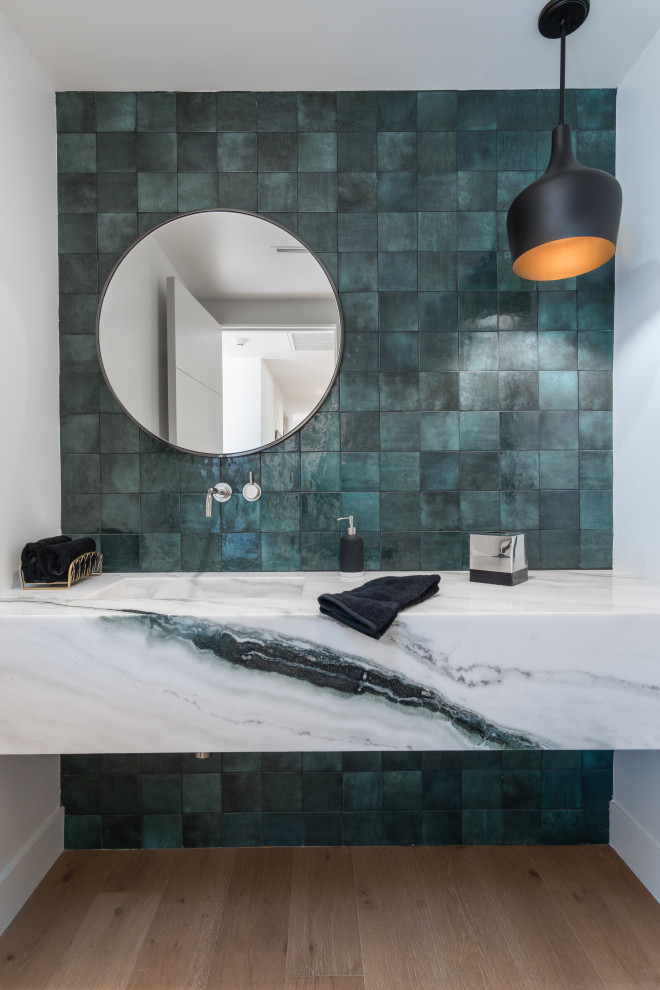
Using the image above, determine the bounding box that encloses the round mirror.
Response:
[97,209,343,457]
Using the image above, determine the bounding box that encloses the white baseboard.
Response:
[0,805,64,935]
[610,799,660,904]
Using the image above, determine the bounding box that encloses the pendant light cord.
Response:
[559,18,566,124]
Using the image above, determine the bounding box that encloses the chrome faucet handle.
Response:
[206,483,232,515]
[242,471,262,502]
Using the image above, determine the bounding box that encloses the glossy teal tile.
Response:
[540,411,579,450]
[460,491,500,531]
[379,372,420,411]
[217,132,257,172]
[340,492,380,531]
[341,452,380,492]
[137,93,176,132]
[260,493,300,532]
[538,330,577,371]
[340,410,380,450]
[378,251,417,290]
[337,172,377,212]
[338,213,377,252]
[257,533,298,570]
[377,172,417,211]
[419,291,458,331]
[459,331,497,370]
[177,92,216,131]
[458,291,497,332]
[418,212,456,252]
[460,452,499,491]
[220,533,261,570]
[576,130,615,173]
[457,250,497,290]
[578,411,612,450]
[380,411,420,451]
[139,493,179,533]
[217,172,257,211]
[500,490,539,530]
[378,92,417,131]
[460,411,500,450]
[57,93,96,132]
[99,534,139,571]
[378,132,416,171]
[417,91,457,130]
[538,291,577,330]
[420,492,460,531]
[261,452,301,492]
[540,529,580,568]
[59,173,97,213]
[338,252,377,292]
[301,493,341,532]
[420,410,459,450]
[417,252,456,291]
[457,131,496,170]
[380,331,419,372]
[178,172,217,211]
[96,133,136,172]
[181,533,221,570]
[58,133,96,173]
[380,492,420,531]
[498,371,538,411]
[419,451,459,490]
[418,372,457,411]
[459,372,498,411]
[580,490,612,530]
[462,810,501,844]
[300,411,340,451]
[380,452,420,491]
[336,91,378,131]
[580,530,612,568]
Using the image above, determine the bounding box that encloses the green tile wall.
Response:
[61,750,613,848]
[57,89,615,571]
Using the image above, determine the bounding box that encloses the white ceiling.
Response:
[1,0,659,91]
[153,211,333,299]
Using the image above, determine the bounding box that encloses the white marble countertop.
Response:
[1,569,659,754]
[3,568,660,616]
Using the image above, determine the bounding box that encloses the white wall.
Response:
[0,11,63,935]
[100,234,177,440]
[612,23,660,900]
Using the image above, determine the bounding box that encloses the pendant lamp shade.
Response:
[507,0,622,282]
[507,124,622,281]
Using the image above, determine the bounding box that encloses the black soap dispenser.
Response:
[337,515,364,579]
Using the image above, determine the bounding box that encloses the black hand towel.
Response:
[318,573,441,639]
[20,535,71,583]
[40,537,97,581]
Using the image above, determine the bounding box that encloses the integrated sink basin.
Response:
[3,570,660,753]
[83,573,306,602]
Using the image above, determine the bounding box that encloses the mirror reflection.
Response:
[97,210,342,456]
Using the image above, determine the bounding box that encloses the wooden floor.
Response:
[2,846,660,989]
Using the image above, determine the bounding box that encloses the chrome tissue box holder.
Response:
[469,533,528,587]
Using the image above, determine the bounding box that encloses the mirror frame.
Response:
[96,208,345,459]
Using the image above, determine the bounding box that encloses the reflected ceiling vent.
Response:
[271,245,309,254]
[288,331,335,351]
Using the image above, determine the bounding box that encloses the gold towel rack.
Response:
[19,551,103,590]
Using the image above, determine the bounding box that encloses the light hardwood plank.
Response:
[205,846,293,990]
[415,845,526,990]
[0,850,122,989]
[468,846,607,990]
[285,979,365,990]
[530,845,660,989]
[127,848,236,990]
[43,890,161,990]
[101,848,180,892]
[287,848,362,978]
[352,846,442,990]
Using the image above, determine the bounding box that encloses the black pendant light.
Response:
[507,0,622,281]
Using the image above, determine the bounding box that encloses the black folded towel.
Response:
[318,573,441,639]
[39,537,97,581]
[20,535,71,583]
